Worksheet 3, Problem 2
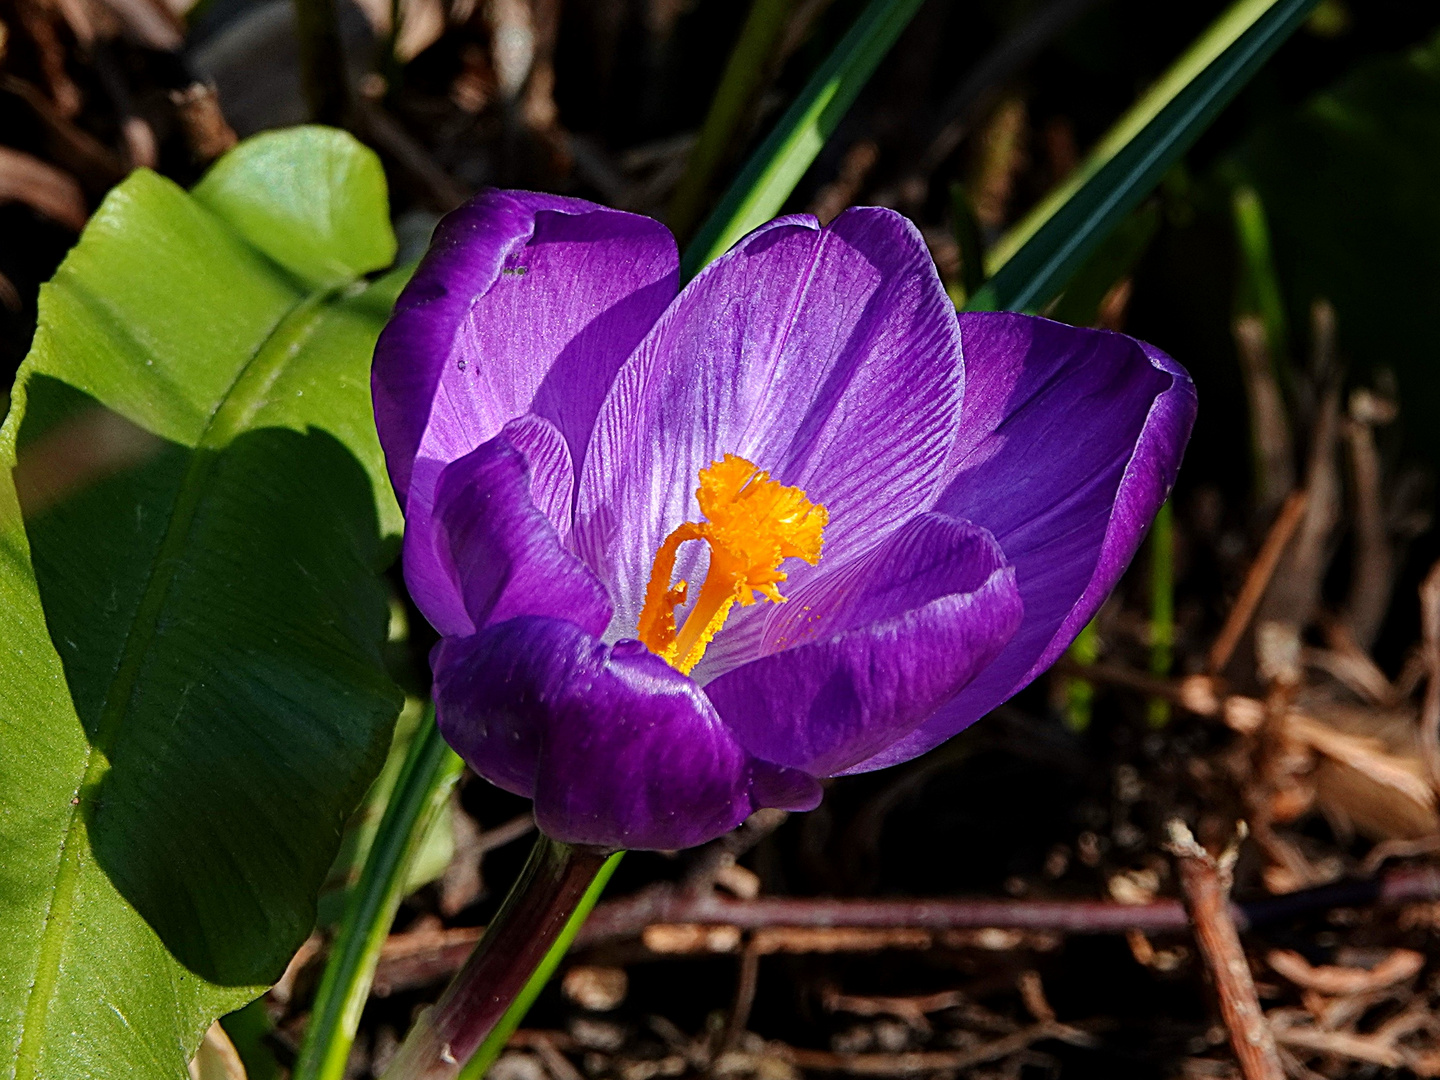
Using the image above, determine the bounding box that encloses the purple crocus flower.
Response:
[373,191,1196,852]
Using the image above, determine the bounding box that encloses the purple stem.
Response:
[382,835,610,1080]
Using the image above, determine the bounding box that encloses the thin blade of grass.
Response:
[294,709,464,1080]
[969,0,1320,313]
[681,0,926,278]
[667,0,797,244]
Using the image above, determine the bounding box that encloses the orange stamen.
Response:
[637,454,827,674]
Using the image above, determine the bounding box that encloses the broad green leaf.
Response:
[191,127,397,290]
[970,0,1320,313]
[0,127,404,1080]
[681,0,926,277]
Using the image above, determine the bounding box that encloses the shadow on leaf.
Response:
[19,375,402,987]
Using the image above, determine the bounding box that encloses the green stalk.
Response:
[456,852,624,1080]
[293,0,349,124]
[295,711,463,1080]
[1062,619,1099,732]
[667,0,797,244]
[969,0,1320,313]
[1147,500,1174,727]
[948,182,986,307]
[1231,185,1289,364]
[682,0,926,277]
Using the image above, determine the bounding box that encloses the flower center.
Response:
[637,454,828,675]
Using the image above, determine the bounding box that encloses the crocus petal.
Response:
[574,207,964,645]
[703,514,1022,777]
[374,191,677,635]
[433,617,822,849]
[840,313,1197,773]
[427,422,611,637]
[373,190,679,501]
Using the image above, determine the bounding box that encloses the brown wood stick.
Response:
[1167,822,1283,1080]
[1271,1027,1404,1069]
[1419,558,1440,790]
[784,1021,1094,1074]
[1266,947,1423,996]
[1208,490,1309,673]
[719,943,761,1050]
[363,866,1440,996]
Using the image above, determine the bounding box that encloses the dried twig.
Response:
[820,987,966,1034]
[363,866,1440,995]
[529,1031,585,1080]
[1234,314,1295,516]
[1167,821,1284,1080]
[784,1021,1096,1075]
[684,808,788,891]
[2,75,128,183]
[170,83,238,162]
[1259,303,1343,633]
[13,0,83,116]
[581,865,1440,944]
[1420,559,1440,790]
[1343,392,1397,649]
[1270,1025,1404,1069]
[1266,948,1423,996]
[0,145,87,231]
[441,809,535,917]
[1209,491,1308,674]
[1310,620,1396,704]
[718,942,760,1051]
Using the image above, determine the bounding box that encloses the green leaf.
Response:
[681,0,927,278]
[191,126,397,290]
[0,127,404,1080]
[666,0,796,244]
[970,0,1320,313]
[1230,184,1289,364]
[1045,202,1159,328]
[316,696,456,928]
[297,709,463,1080]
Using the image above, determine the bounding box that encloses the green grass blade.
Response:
[1232,184,1289,363]
[1147,500,1174,727]
[457,852,625,1080]
[295,710,463,1080]
[681,0,926,277]
[667,0,796,244]
[970,0,1320,313]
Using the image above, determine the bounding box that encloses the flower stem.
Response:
[458,850,623,1079]
[380,836,621,1080]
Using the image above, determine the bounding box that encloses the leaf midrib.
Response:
[13,277,345,1080]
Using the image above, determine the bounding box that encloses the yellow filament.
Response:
[637,454,827,674]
